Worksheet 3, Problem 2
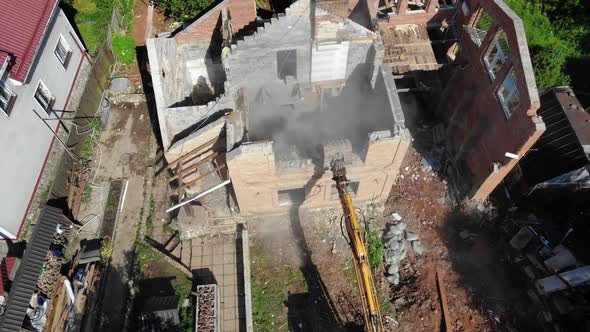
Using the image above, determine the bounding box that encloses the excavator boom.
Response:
[331,158,384,332]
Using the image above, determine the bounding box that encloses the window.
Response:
[438,0,456,9]
[54,35,72,68]
[277,49,297,80]
[331,181,359,199]
[0,81,16,116]
[483,32,510,81]
[278,188,306,206]
[465,9,494,48]
[497,70,519,118]
[34,81,54,113]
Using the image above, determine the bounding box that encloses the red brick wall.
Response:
[176,0,256,43]
[440,0,543,200]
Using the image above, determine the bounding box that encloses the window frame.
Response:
[483,34,509,81]
[496,69,520,119]
[34,80,55,114]
[0,80,16,116]
[278,187,306,206]
[54,35,72,68]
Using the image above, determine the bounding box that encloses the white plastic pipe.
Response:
[119,179,129,212]
[166,179,231,213]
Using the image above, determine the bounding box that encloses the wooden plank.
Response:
[168,152,220,183]
[174,164,227,193]
[436,266,453,332]
[167,136,221,169]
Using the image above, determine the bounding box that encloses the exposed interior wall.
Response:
[146,38,178,149]
[221,0,411,213]
[439,0,544,200]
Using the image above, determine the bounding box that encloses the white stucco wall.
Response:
[0,9,84,238]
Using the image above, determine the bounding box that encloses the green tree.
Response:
[530,43,570,88]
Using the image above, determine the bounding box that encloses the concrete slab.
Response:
[190,234,246,331]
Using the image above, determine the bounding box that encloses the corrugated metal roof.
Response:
[0,0,58,82]
[0,206,71,332]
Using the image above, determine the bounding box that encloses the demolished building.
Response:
[147,0,410,214]
[147,0,546,212]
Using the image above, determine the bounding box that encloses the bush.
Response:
[153,0,216,21]
[530,43,570,88]
[366,229,384,269]
[112,34,136,65]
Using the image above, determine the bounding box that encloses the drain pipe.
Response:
[166,179,231,213]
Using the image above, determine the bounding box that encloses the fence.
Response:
[50,44,115,199]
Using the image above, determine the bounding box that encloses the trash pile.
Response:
[382,214,425,285]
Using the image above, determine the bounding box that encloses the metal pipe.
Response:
[166,180,231,213]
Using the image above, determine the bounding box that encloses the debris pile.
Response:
[170,205,211,240]
[382,217,424,285]
[196,284,218,332]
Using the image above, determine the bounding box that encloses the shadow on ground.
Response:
[438,208,540,331]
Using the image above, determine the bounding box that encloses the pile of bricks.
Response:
[196,284,218,332]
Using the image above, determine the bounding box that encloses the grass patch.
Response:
[365,229,384,269]
[79,117,102,166]
[81,184,93,204]
[74,0,97,14]
[112,34,136,65]
[66,0,115,54]
[250,242,306,331]
[145,198,155,236]
[134,242,194,329]
[77,24,100,54]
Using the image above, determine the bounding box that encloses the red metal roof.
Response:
[0,0,58,82]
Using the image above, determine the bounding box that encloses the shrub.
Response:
[530,43,570,88]
[153,0,216,21]
[112,34,136,65]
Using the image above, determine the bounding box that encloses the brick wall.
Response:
[176,0,257,44]
[227,133,410,215]
[439,0,543,200]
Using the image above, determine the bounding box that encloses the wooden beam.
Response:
[436,266,452,332]
[167,136,221,169]
[169,152,221,183]
[175,164,227,193]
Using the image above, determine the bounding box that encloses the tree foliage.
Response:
[505,0,590,92]
[153,0,216,21]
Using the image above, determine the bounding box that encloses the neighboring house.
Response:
[0,0,87,239]
[519,87,590,187]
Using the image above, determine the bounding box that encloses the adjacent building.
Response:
[0,0,87,239]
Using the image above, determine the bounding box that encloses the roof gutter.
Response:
[22,0,59,83]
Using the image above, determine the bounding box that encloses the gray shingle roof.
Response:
[0,206,71,331]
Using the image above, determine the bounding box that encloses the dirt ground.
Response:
[384,147,539,332]
[87,95,157,331]
[248,145,538,332]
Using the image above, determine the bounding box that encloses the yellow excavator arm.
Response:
[330,158,384,332]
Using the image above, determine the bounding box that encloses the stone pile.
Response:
[383,221,425,285]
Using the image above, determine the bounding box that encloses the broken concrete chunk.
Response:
[386,275,400,285]
[509,227,534,250]
[544,246,576,273]
[411,240,425,255]
[405,231,419,241]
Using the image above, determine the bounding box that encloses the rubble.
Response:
[195,284,219,332]
[382,220,424,285]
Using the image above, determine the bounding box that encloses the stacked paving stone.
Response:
[382,221,424,285]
